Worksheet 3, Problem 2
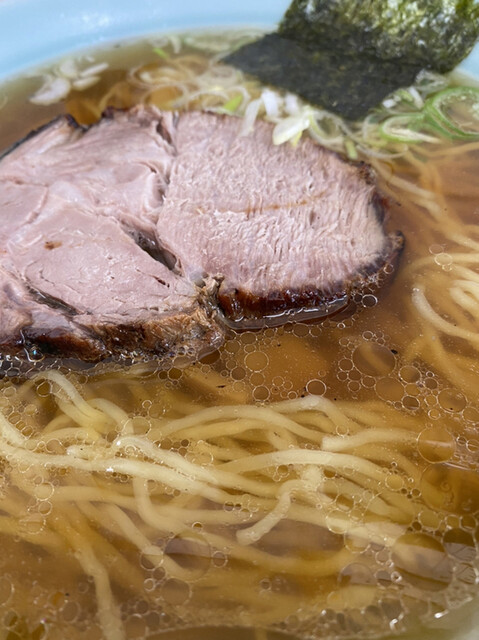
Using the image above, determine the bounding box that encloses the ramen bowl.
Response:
[0,2,479,640]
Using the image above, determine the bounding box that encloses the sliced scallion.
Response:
[379,114,439,144]
[218,94,243,114]
[424,87,479,140]
[345,138,358,160]
[153,47,169,60]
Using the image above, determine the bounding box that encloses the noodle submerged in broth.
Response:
[0,30,479,640]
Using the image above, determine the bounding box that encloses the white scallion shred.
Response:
[273,115,309,145]
[240,98,262,136]
[79,62,109,78]
[29,56,109,106]
[416,69,450,95]
[58,58,79,79]
[382,98,398,109]
[72,76,101,91]
[261,89,280,119]
[407,87,424,109]
[30,76,71,105]
[284,93,302,116]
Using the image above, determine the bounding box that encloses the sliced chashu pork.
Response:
[0,108,221,361]
[0,105,401,361]
[157,111,402,326]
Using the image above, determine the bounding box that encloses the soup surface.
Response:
[0,30,478,640]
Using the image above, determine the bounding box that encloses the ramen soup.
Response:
[0,30,479,640]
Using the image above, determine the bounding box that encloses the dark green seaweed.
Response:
[226,34,421,121]
[280,0,479,73]
[224,0,479,120]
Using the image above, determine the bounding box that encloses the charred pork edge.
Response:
[20,326,107,362]
[0,105,173,163]
[216,231,405,329]
[12,305,224,365]
[0,114,83,162]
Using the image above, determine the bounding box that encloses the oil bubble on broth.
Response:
[0,29,478,640]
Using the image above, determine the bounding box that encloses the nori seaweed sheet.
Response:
[224,0,479,120]
[226,34,421,121]
[280,0,479,73]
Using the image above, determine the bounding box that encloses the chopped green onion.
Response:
[396,89,416,105]
[345,139,358,160]
[424,87,479,140]
[220,94,243,114]
[153,47,169,60]
[290,131,303,147]
[379,114,439,144]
